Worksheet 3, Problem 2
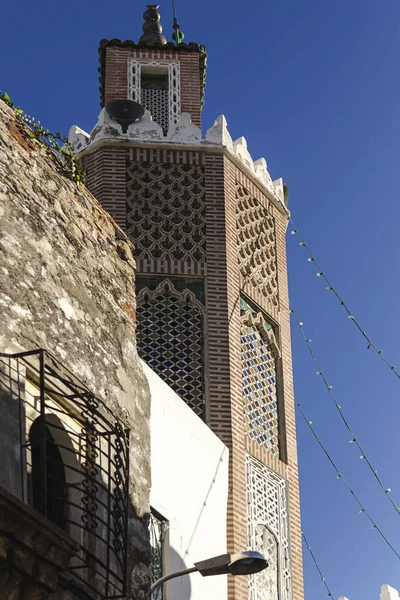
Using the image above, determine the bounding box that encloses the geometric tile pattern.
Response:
[141,88,169,135]
[236,185,278,306]
[246,454,292,600]
[126,162,206,262]
[137,279,205,418]
[241,310,279,455]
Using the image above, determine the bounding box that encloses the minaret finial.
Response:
[171,0,184,45]
[139,4,167,46]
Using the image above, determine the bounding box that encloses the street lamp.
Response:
[150,551,268,593]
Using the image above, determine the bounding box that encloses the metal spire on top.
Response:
[139,4,167,46]
[171,0,185,45]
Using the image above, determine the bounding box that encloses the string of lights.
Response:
[287,216,400,380]
[296,403,400,560]
[290,306,400,518]
[301,531,334,599]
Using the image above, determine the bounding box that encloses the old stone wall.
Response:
[0,99,151,599]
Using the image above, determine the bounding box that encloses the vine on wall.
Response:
[1,92,85,184]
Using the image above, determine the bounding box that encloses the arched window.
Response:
[29,417,66,531]
[240,303,281,456]
[137,279,205,418]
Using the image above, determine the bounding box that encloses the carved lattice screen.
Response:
[126,161,206,263]
[136,280,205,418]
[236,185,278,306]
[241,306,280,456]
[246,454,292,600]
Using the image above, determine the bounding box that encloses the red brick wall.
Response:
[274,207,305,600]
[81,147,127,230]
[204,152,248,600]
[103,47,202,128]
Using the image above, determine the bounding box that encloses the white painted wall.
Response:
[339,584,399,600]
[143,361,229,600]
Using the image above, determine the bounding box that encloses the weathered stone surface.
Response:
[0,485,78,600]
[0,99,151,599]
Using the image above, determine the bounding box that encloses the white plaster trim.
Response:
[205,115,233,151]
[272,177,285,203]
[126,110,163,141]
[68,125,90,152]
[89,108,123,142]
[381,586,400,600]
[246,455,293,600]
[74,107,288,209]
[127,59,181,130]
[254,157,273,192]
[167,112,201,143]
[233,136,255,174]
[168,62,181,125]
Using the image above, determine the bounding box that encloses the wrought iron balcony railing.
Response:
[0,349,130,599]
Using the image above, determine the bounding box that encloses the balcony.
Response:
[0,349,130,599]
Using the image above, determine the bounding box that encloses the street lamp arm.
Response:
[150,551,267,594]
[150,566,197,593]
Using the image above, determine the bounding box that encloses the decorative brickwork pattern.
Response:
[236,185,278,307]
[81,147,127,229]
[246,454,292,600]
[126,161,206,262]
[137,279,205,418]
[241,309,280,456]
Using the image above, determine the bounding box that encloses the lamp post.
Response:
[150,551,268,593]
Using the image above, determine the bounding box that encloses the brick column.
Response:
[81,147,127,230]
[205,153,248,600]
[275,210,304,600]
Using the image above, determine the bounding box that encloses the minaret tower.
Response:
[70,5,304,600]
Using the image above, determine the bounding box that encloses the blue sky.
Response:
[2,1,400,598]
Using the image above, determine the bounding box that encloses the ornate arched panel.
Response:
[236,185,278,307]
[241,304,281,456]
[137,279,205,418]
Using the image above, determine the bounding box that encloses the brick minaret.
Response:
[73,5,304,600]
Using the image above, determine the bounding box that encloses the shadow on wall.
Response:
[164,546,192,600]
[183,446,228,560]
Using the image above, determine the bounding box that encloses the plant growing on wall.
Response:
[0,92,85,184]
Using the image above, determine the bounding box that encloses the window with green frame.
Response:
[149,509,169,600]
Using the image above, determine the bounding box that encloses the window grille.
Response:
[0,349,130,599]
[246,454,292,600]
[241,308,280,456]
[137,279,205,419]
[149,509,169,600]
[141,88,169,135]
